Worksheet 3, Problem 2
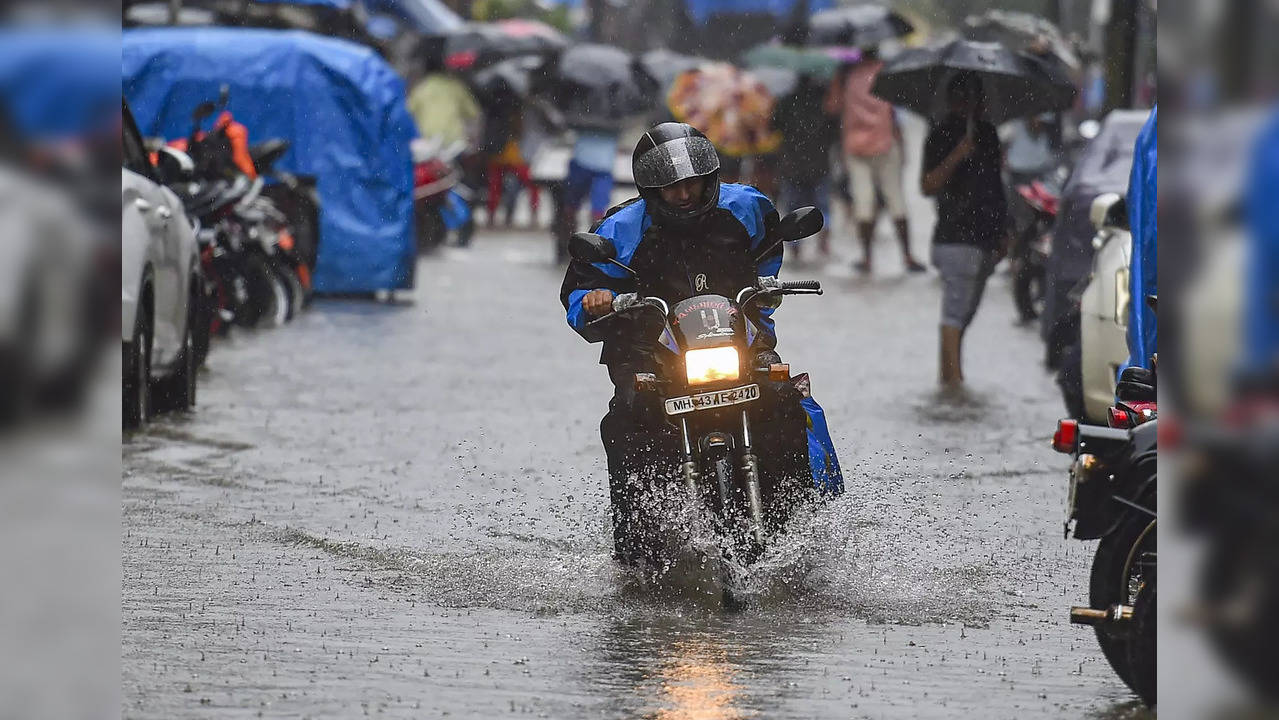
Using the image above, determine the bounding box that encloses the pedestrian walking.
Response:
[772,74,837,256]
[562,126,619,227]
[825,49,925,274]
[920,72,1009,387]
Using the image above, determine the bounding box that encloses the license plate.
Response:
[665,384,760,416]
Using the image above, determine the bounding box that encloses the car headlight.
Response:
[685,346,739,385]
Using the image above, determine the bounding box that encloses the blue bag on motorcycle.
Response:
[792,373,844,495]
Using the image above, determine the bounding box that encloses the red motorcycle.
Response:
[1010,175,1060,322]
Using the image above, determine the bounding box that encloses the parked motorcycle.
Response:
[1053,364,1157,706]
[569,207,828,603]
[1009,167,1064,322]
[159,88,313,342]
[1177,378,1279,703]
[412,138,474,252]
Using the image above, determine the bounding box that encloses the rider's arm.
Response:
[559,204,645,339]
[732,185,783,346]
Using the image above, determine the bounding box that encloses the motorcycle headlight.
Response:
[685,346,739,385]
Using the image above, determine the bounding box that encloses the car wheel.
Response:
[122,308,152,429]
[153,299,197,413]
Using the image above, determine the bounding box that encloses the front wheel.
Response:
[122,308,151,429]
[153,299,197,413]
[1012,253,1046,321]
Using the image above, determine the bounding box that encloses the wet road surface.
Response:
[123,222,1151,718]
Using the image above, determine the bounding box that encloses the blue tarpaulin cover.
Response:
[802,396,843,495]
[1124,106,1156,371]
[123,27,418,293]
[0,28,118,140]
[1246,108,1279,373]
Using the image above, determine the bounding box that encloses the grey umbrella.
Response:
[806,4,914,47]
[551,43,658,128]
[962,10,1080,70]
[640,48,708,91]
[870,39,1077,125]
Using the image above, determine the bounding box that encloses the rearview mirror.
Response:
[755,206,825,263]
[153,146,194,185]
[192,101,217,123]
[1089,192,1126,232]
[778,206,824,242]
[569,232,617,264]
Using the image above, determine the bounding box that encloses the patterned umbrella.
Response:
[667,63,781,157]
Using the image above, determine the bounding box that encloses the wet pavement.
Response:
[123,222,1153,718]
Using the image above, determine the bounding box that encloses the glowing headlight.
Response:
[685,346,739,385]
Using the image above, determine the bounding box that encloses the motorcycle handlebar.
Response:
[584,295,668,329]
[778,280,822,293]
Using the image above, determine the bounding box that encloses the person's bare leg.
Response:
[940,325,964,387]
[896,218,926,272]
[854,220,875,273]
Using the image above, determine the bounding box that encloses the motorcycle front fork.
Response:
[679,412,766,546]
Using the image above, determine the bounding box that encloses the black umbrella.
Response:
[470,55,543,99]
[871,39,1077,125]
[550,43,658,128]
[806,4,914,47]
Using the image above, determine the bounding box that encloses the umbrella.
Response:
[870,39,1077,125]
[742,43,842,81]
[640,48,707,91]
[471,54,543,99]
[437,19,565,69]
[667,63,781,157]
[806,4,913,47]
[750,66,799,99]
[962,10,1079,69]
[551,43,657,128]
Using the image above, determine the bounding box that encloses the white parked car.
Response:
[121,100,202,427]
[1077,192,1134,423]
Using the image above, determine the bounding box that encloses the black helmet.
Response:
[632,122,721,225]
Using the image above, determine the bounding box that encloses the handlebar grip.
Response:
[779,280,822,292]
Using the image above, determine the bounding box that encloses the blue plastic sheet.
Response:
[0,28,118,141]
[1124,106,1157,371]
[683,0,833,24]
[1246,108,1279,373]
[123,27,419,293]
[802,396,843,495]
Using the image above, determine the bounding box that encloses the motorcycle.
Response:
[1177,374,1279,703]
[1053,363,1158,706]
[569,207,830,600]
[162,88,311,337]
[1009,166,1065,322]
[412,138,474,252]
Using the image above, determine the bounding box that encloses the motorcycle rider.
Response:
[559,122,813,565]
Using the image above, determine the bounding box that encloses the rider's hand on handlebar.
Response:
[583,289,615,316]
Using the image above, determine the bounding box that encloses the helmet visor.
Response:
[633,135,720,189]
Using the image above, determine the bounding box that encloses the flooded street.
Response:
[123,220,1147,717]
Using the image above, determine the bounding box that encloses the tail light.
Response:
[1052,419,1079,454]
[1107,407,1133,428]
